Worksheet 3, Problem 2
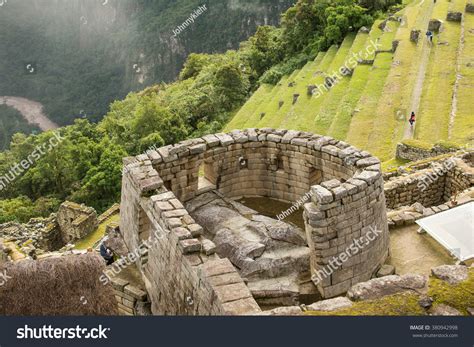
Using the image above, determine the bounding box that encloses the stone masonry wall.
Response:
[57,201,97,244]
[384,157,473,209]
[303,158,389,298]
[120,129,390,308]
[396,142,458,161]
[120,155,261,315]
[150,129,354,203]
[110,276,151,316]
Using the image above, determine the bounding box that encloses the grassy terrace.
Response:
[257,46,338,129]
[451,10,474,145]
[415,0,466,144]
[255,68,302,128]
[312,33,367,134]
[276,51,329,121]
[328,21,384,140]
[227,83,274,130]
[74,213,120,250]
[367,0,434,161]
[234,76,288,129]
[345,20,400,153]
[280,36,357,131]
[225,0,470,167]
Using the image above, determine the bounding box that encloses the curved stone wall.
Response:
[120,129,390,312]
[150,129,360,203]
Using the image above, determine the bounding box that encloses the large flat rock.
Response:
[347,274,427,301]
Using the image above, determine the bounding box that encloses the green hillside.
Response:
[226,0,473,162]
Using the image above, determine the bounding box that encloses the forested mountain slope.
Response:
[0,0,291,126]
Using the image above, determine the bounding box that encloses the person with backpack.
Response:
[426,30,433,43]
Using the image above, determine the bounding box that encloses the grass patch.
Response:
[328,21,385,140]
[450,12,474,146]
[435,140,461,150]
[306,292,425,316]
[345,52,394,151]
[428,268,474,315]
[74,213,120,250]
[305,269,474,316]
[226,83,274,130]
[415,0,464,144]
[402,138,434,150]
[382,157,411,171]
[256,46,338,130]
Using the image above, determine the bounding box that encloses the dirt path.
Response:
[0,96,58,131]
[403,1,435,140]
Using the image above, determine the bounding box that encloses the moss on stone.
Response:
[401,139,433,150]
[434,140,461,150]
[427,268,474,315]
[305,268,474,316]
[306,292,425,316]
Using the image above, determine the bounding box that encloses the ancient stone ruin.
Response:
[0,201,99,256]
[57,201,97,244]
[120,129,390,314]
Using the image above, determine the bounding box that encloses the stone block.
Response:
[179,239,202,254]
[111,277,129,291]
[124,285,148,301]
[214,282,252,303]
[311,185,334,204]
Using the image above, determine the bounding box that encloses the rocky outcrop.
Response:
[376,264,396,277]
[410,29,421,43]
[428,19,443,32]
[347,274,427,301]
[431,265,468,285]
[467,2,474,13]
[446,12,462,22]
[430,304,462,316]
[307,297,353,312]
[260,306,302,316]
[187,191,311,306]
[214,228,266,267]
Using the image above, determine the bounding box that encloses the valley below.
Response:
[0,96,58,131]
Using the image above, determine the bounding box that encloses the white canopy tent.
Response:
[416,202,474,262]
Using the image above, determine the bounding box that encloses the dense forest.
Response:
[0,0,401,223]
[0,0,292,126]
[0,105,40,151]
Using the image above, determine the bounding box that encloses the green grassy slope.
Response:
[345,20,400,153]
[280,36,356,131]
[225,0,472,164]
[450,7,474,145]
[416,0,467,143]
[366,0,435,160]
[328,20,385,140]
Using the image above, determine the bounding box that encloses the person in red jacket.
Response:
[409,112,416,127]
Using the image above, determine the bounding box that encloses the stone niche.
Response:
[57,201,98,244]
[120,129,390,314]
